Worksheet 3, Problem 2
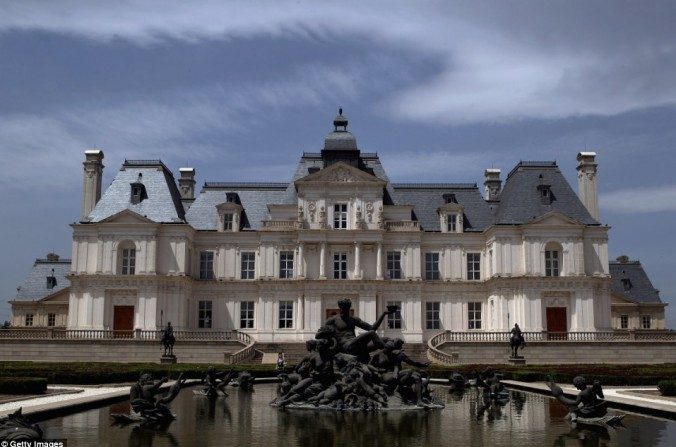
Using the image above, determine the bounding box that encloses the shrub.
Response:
[658,380,676,396]
[0,377,47,394]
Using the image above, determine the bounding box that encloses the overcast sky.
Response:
[1,0,674,327]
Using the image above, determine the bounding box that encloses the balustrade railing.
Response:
[385,220,420,231]
[261,220,303,231]
[0,328,251,342]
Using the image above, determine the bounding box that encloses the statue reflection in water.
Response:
[128,422,179,447]
[553,424,611,447]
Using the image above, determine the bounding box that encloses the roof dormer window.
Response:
[621,278,633,291]
[537,184,552,205]
[46,269,57,289]
[216,200,242,232]
[443,193,458,204]
[130,173,147,204]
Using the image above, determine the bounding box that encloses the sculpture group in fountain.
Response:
[111,373,187,425]
[0,408,43,441]
[196,367,256,398]
[271,298,443,411]
[548,376,625,426]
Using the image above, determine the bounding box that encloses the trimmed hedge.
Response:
[0,377,48,394]
[0,362,673,386]
[657,380,676,396]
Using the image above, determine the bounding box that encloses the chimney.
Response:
[576,152,599,220]
[81,150,104,221]
[178,168,196,199]
[484,169,502,201]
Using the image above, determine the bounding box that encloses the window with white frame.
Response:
[198,300,212,328]
[333,252,347,279]
[620,314,629,329]
[25,313,34,327]
[447,214,457,232]
[199,251,214,280]
[121,248,136,275]
[468,302,482,329]
[641,314,652,329]
[545,247,560,277]
[240,301,255,329]
[279,301,294,328]
[241,252,256,279]
[279,251,294,279]
[387,251,402,279]
[48,313,56,327]
[426,302,440,329]
[223,213,234,231]
[467,253,481,280]
[333,203,348,229]
[425,252,440,280]
[387,301,402,329]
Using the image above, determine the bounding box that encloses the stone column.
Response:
[148,236,157,274]
[319,242,327,279]
[354,242,361,279]
[96,239,103,273]
[376,243,383,279]
[297,243,305,278]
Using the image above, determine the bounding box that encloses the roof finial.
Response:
[339,107,343,116]
[333,108,348,131]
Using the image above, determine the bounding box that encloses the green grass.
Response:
[0,362,673,386]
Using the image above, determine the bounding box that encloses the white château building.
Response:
[63,111,616,342]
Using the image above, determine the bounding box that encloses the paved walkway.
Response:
[502,380,676,417]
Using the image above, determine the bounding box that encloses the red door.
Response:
[113,306,135,338]
[546,307,567,340]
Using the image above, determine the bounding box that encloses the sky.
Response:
[0,0,674,327]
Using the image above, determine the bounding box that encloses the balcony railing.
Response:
[261,220,303,231]
[426,330,676,365]
[0,328,252,342]
[385,220,420,232]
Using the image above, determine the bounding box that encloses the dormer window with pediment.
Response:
[438,198,464,233]
[216,197,242,232]
[130,173,148,205]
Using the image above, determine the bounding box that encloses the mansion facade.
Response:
[10,111,666,341]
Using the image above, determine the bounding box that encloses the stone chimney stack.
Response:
[178,167,196,199]
[81,149,104,221]
[576,152,599,220]
[484,168,502,201]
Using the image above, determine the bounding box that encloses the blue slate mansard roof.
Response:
[13,257,71,302]
[87,160,185,223]
[609,258,664,304]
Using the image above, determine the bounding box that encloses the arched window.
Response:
[118,241,136,275]
[544,242,562,277]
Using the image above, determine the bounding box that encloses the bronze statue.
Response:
[509,323,525,358]
[161,322,175,357]
[0,408,43,441]
[547,376,624,425]
[111,373,186,424]
[199,367,238,398]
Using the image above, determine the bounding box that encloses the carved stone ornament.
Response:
[366,202,374,223]
[327,167,354,182]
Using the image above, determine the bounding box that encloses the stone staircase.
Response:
[250,342,429,365]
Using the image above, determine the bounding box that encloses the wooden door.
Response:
[113,305,135,337]
[546,307,567,340]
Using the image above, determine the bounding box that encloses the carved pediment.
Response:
[526,211,582,227]
[99,209,156,224]
[295,162,386,185]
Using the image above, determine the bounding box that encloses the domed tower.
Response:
[321,108,361,168]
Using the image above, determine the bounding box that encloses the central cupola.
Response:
[322,108,360,167]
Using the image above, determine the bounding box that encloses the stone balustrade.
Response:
[385,220,420,231]
[261,220,303,231]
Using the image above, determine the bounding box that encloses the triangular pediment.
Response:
[295,162,386,185]
[525,211,583,227]
[40,288,70,303]
[99,209,156,224]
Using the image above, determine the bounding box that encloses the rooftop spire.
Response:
[333,107,348,132]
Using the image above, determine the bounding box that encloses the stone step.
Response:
[252,342,428,365]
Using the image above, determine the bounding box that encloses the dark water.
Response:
[40,384,675,447]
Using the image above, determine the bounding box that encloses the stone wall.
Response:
[0,339,245,364]
[437,341,676,364]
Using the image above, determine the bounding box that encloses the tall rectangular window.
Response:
[279,301,294,328]
[387,301,402,329]
[426,302,440,329]
[467,253,481,280]
[240,301,255,329]
[223,213,234,231]
[425,252,440,280]
[198,300,212,328]
[387,251,402,279]
[122,248,136,275]
[468,302,482,329]
[447,214,457,232]
[199,251,214,280]
[545,250,560,277]
[241,252,256,279]
[25,314,34,327]
[333,252,347,279]
[47,313,56,327]
[641,315,652,329]
[333,203,348,229]
[279,251,294,279]
[620,314,629,329]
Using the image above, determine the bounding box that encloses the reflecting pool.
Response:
[39,384,675,447]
